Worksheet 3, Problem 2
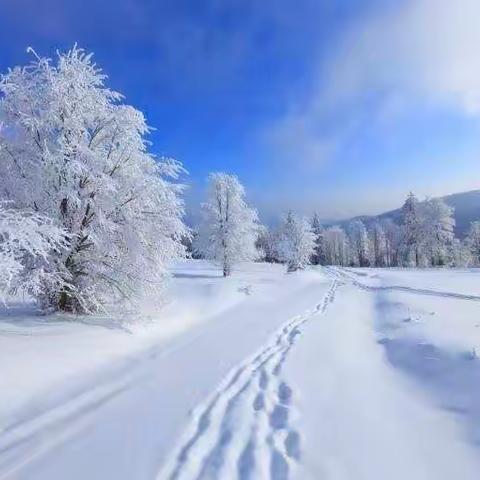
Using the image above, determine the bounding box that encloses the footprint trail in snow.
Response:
[159,279,339,480]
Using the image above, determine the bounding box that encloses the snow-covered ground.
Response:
[1,261,480,479]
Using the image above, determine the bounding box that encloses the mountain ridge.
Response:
[334,189,480,238]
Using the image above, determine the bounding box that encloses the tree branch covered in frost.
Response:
[0,204,68,303]
[195,173,259,276]
[0,46,188,313]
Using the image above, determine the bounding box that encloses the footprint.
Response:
[237,438,255,480]
[278,383,292,405]
[285,431,301,461]
[160,281,338,480]
[259,369,269,390]
[269,405,289,430]
[253,392,265,411]
[270,449,289,480]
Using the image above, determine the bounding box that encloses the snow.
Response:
[1,261,480,479]
[286,281,480,480]
[0,260,328,479]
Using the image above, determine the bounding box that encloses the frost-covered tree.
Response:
[195,173,259,276]
[278,211,315,272]
[323,226,350,266]
[310,213,326,265]
[370,221,388,267]
[422,198,455,266]
[401,192,423,266]
[382,219,402,267]
[400,193,455,267]
[347,220,371,267]
[451,238,472,268]
[0,204,67,302]
[0,46,188,312]
[466,221,480,266]
[256,225,281,263]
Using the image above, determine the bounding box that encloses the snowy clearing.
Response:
[1,261,480,479]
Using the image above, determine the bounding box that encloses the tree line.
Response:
[257,192,480,270]
[192,185,480,275]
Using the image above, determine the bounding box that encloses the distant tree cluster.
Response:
[256,193,480,269]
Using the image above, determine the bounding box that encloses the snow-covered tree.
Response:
[401,192,423,266]
[399,193,455,267]
[369,221,388,267]
[195,173,259,276]
[256,225,281,263]
[0,204,68,302]
[347,220,371,267]
[466,221,480,266]
[0,46,188,312]
[278,211,315,272]
[310,213,326,265]
[382,219,402,267]
[421,198,455,266]
[451,238,472,268]
[323,226,350,266]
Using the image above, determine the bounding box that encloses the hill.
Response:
[338,190,480,238]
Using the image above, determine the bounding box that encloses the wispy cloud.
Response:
[325,0,480,113]
[265,0,480,167]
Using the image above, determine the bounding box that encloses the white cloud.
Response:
[263,114,340,170]
[326,0,480,114]
[265,0,480,167]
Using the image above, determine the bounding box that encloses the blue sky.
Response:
[1,0,479,222]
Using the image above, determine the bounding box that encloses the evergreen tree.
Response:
[311,212,325,265]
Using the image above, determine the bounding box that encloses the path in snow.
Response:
[159,280,339,480]
[285,266,480,480]
[0,263,332,480]
[327,267,480,302]
[3,263,480,480]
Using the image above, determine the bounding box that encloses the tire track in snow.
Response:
[159,280,338,480]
